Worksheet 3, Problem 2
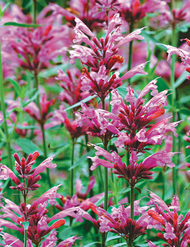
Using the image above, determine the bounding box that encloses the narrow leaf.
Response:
[65,95,97,111]
[69,150,95,170]
[7,78,22,97]
[15,138,43,155]
[3,22,41,28]
[174,71,188,88]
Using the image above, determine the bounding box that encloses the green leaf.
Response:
[180,96,190,104]
[23,90,39,107]
[7,78,22,97]
[65,95,97,111]
[83,242,100,247]
[113,243,126,247]
[180,107,190,116]
[3,22,41,28]
[21,221,29,230]
[0,3,10,19]
[174,71,188,88]
[15,138,43,155]
[69,150,95,170]
[106,236,121,243]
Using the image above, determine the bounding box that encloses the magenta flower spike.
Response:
[147,192,190,247]
[24,94,55,126]
[56,67,89,108]
[109,79,180,153]
[69,13,147,102]
[89,145,176,186]
[90,200,149,243]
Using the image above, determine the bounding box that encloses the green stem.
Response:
[171,21,178,195]
[34,72,52,188]
[128,185,134,247]
[32,0,37,24]
[127,18,134,86]
[0,43,13,170]
[71,138,75,196]
[24,229,27,247]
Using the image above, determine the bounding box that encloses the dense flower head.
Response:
[55,176,98,211]
[0,152,56,193]
[76,102,121,143]
[69,14,146,101]
[147,192,190,247]
[24,94,55,125]
[48,105,88,139]
[110,79,179,153]
[88,145,176,185]
[117,0,167,24]
[1,4,71,77]
[90,200,149,243]
[56,67,89,108]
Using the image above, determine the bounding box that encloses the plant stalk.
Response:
[127,18,134,86]
[0,43,13,170]
[71,138,75,196]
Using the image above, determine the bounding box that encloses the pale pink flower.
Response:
[36,185,62,206]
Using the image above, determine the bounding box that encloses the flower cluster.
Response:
[147,191,190,247]
[90,199,149,244]
[69,13,147,101]
[110,79,179,153]
[89,145,175,186]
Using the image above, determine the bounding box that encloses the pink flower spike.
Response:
[121,62,148,81]
[33,156,57,176]
[115,27,145,49]
[36,185,62,205]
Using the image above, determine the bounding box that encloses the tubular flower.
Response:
[147,192,190,247]
[110,79,180,153]
[69,13,146,101]
[76,102,121,143]
[55,176,100,211]
[163,39,190,80]
[48,105,88,139]
[56,67,89,108]
[0,4,71,76]
[0,196,65,246]
[24,94,55,126]
[117,0,167,23]
[88,146,176,185]
[0,151,56,193]
[90,201,149,243]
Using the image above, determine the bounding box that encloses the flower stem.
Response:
[32,0,37,24]
[0,43,13,170]
[71,138,75,196]
[171,22,178,195]
[34,72,52,188]
[130,185,134,220]
[127,18,134,86]
[24,229,27,247]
